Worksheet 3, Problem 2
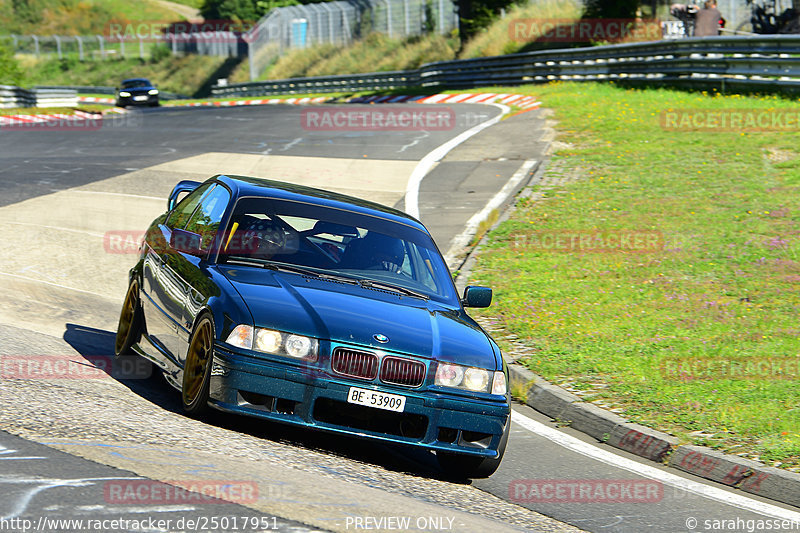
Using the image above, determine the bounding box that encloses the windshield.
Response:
[218,196,459,305]
[121,79,152,89]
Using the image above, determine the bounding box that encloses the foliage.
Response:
[470,82,800,469]
[0,39,24,85]
[582,0,640,19]
[249,32,457,80]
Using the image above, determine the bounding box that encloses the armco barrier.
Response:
[212,35,800,97]
[33,86,191,102]
[0,85,77,108]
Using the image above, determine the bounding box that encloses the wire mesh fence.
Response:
[6,34,165,60]
[244,0,458,80]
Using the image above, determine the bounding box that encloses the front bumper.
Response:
[208,345,510,458]
[117,93,158,106]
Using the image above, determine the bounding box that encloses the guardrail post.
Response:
[321,3,335,44]
[403,0,410,36]
[33,35,40,57]
[120,35,125,58]
[54,35,62,59]
[97,35,104,59]
[76,36,83,61]
[382,0,393,38]
[139,36,144,59]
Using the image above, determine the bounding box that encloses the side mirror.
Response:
[167,180,202,211]
[462,286,492,308]
[170,229,202,255]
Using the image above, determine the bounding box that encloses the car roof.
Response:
[121,78,153,84]
[211,174,427,232]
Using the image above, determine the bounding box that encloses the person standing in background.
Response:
[694,0,725,36]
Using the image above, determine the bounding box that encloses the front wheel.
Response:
[437,421,510,479]
[115,279,143,356]
[181,315,214,417]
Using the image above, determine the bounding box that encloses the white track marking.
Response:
[0,271,111,299]
[68,190,164,201]
[511,410,800,521]
[404,104,511,219]
[444,159,537,267]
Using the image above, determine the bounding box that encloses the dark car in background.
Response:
[114,175,511,478]
[116,78,159,107]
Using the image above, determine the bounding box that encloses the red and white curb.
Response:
[160,93,541,110]
[0,107,127,127]
[350,93,541,109]
[77,96,115,104]
[170,96,331,107]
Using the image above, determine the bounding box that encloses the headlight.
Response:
[435,362,505,395]
[225,325,317,362]
[148,89,159,95]
[119,91,131,97]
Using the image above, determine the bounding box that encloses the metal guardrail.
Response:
[0,85,78,109]
[212,35,800,97]
[33,86,192,101]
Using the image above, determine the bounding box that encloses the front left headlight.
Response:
[435,362,506,396]
[119,91,131,97]
[225,325,318,362]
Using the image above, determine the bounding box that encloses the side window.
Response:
[166,183,211,230]
[184,184,231,249]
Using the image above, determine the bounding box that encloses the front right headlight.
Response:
[435,362,506,395]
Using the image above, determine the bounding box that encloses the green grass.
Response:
[469,82,800,470]
[0,105,107,115]
[236,33,459,82]
[20,53,230,96]
[0,0,180,35]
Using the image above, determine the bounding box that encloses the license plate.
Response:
[133,95,148,101]
[347,386,406,412]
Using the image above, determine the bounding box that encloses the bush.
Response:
[0,40,24,86]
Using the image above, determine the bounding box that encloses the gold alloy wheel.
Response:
[182,318,213,409]
[115,280,139,355]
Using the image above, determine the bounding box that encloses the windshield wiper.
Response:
[226,257,358,284]
[358,279,429,300]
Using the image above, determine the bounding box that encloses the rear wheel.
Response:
[437,421,510,479]
[182,315,214,416]
[114,279,143,356]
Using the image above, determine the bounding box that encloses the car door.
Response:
[171,183,232,364]
[142,183,212,361]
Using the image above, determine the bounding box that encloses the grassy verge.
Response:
[469,82,800,470]
[0,105,109,115]
[20,53,232,97]
[234,33,459,82]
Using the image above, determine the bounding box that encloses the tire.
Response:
[181,315,214,417]
[114,279,143,356]
[437,420,510,479]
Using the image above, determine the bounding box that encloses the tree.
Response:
[583,0,640,19]
[457,0,518,45]
[0,40,24,86]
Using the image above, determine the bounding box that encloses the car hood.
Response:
[221,267,499,370]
